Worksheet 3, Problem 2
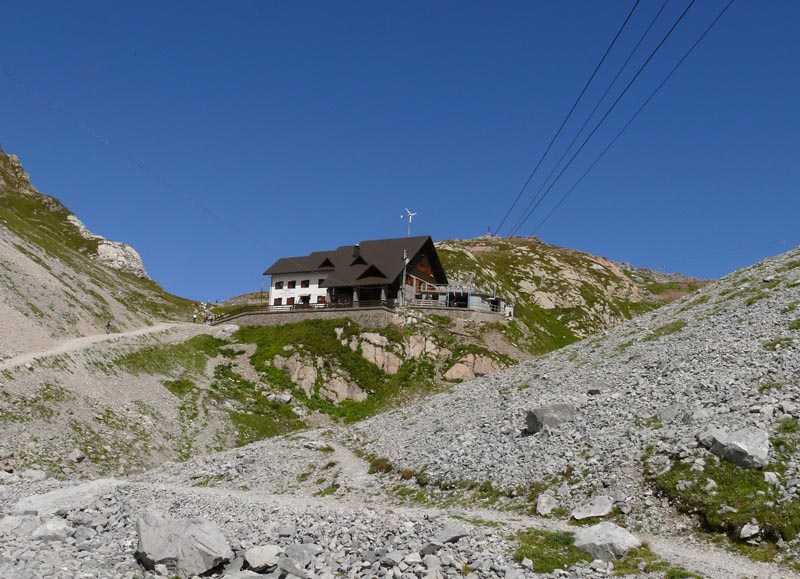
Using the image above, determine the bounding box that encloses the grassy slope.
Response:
[0,148,194,324]
[437,237,705,354]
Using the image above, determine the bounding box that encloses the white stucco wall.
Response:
[269,273,328,305]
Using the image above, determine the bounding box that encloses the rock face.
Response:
[135,512,233,577]
[274,353,319,397]
[573,522,641,561]
[66,214,150,279]
[697,426,770,469]
[525,403,577,434]
[444,353,502,382]
[354,333,403,375]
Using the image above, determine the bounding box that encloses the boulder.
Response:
[571,495,614,520]
[0,515,40,537]
[697,426,770,469]
[740,523,760,539]
[322,376,367,404]
[526,403,577,434]
[536,493,558,516]
[359,337,402,374]
[244,545,283,572]
[31,518,74,542]
[433,524,469,544]
[573,522,641,561]
[135,512,233,577]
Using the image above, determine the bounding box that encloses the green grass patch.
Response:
[0,383,72,423]
[778,260,800,272]
[643,319,687,342]
[758,382,784,392]
[513,529,591,573]
[115,334,227,376]
[368,456,394,474]
[427,313,453,326]
[209,363,303,446]
[783,301,800,314]
[763,337,793,351]
[650,456,800,544]
[646,281,706,296]
[315,482,340,496]
[790,319,800,331]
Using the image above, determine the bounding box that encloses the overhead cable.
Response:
[531,0,736,234]
[509,0,699,236]
[508,0,670,236]
[493,0,641,236]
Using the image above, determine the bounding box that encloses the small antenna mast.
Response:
[400,208,417,237]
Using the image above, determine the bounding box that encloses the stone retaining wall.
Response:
[218,306,506,330]
[221,307,403,329]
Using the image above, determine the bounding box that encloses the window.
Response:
[317,295,326,304]
[287,297,295,305]
[300,279,309,288]
[318,278,325,286]
[273,298,282,306]
[288,280,296,289]
[274,281,284,290]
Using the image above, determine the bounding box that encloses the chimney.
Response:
[353,244,360,259]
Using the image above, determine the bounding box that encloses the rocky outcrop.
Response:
[437,237,707,353]
[66,215,150,279]
[444,353,502,382]
[352,332,402,375]
[273,353,318,397]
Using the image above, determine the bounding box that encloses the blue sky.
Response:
[2,1,798,301]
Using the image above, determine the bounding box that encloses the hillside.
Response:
[0,146,194,357]
[437,237,706,354]
[0,148,711,482]
[350,245,800,567]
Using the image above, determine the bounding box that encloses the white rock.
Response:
[571,495,614,520]
[245,545,283,572]
[536,493,558,516]
[573,522,641,561]
[740,523,760,539]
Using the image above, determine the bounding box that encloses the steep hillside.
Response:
[437,237,706,354]
[351,246,800,565]
[0,147,194,356]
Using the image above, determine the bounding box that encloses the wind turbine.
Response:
[401,208,417,238]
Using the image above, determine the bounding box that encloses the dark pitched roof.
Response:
[263,250,338,275]
[263,236,448,288]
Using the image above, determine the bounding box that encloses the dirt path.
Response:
[0,322,197,372]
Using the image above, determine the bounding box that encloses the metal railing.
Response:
[212,297,506,325]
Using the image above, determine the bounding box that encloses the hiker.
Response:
[192,312,197,323]
[105,320,113,333]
